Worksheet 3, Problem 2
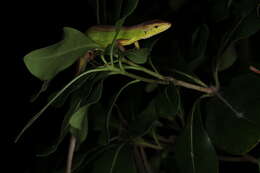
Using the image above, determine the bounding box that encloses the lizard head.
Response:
[140,20,172,39]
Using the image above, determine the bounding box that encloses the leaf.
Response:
[218,44,237,71]
[230,0,257,17]
[36,73,106,156]
[24,27,101,80]
[208,0,230,22]
[91,144,137,173]
[206,74,260,154]
[15,68,107,143]
[69,79,105,143]
[154,84,180,118]
[232,9,260,42]
[36,94,81,156]
[175,98,219,173]
[48,72,97,108]
[128,99,159,137]
[188,24,209,71]
[124,48,150,64]
[106,80,140,141]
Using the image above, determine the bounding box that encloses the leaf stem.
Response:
[165,77,214,94]
[65,135,77,173]
[219,155,259,164]
[122,59,165,80]
[15,67,110,142]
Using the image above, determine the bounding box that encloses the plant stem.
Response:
[136,140,162,150]
[219,155,259,164]
[122,59,165,80]
[66,135,76,173]
[140,147,153,173]
[166,77,214,94]
[120,71,168,84]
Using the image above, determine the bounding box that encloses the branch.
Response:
[219,154,259,165]
[165,77,215,94]
[65,135,77,173]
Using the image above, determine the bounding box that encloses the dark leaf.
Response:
[69,79,105,143]
[206,74,260,154]
[188,24,209,71]
[154,84,180,118]
[124,48,150,64]
[218,44,237,71]
[175,98,219,173]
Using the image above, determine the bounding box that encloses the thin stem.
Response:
[148,57,159,74]
[65,135,77,173]
[122,59,165,80]
[219,155,259,164]
[15,67,110,142]
[140,147,153,173]
[100,55,108,65]
[136,139,162,150]
[134,146,146,173]
[120,71,168,85]
[166,77,214,94]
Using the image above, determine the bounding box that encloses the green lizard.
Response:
[77,20,171,72]
[86,19,172,49]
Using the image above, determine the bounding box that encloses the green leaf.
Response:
[232,9,260,42]
[208,0,230,22]
[36,73,106,156]
[24,27,101,80]
[218,44,237,71]
[188,24,209,71]
[124,48,150,64]
[230,0,257,17]
[175,98,219,173]
[154,84,180,118]
[69,79,105,143]
[128,99,159,137]
[206,74,260,154]
[91,145,137,173]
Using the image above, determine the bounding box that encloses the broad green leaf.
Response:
[188,24,209,71]
[175,98,219,173]
[124,48,150,64]
[24,27,101,80]
[206,74,260,154]
[154,84,180,118]
[69,79,105,143]
[69,105,89,143]
[218,44,237,71]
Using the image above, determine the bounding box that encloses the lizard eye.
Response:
[155,25,159,28]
